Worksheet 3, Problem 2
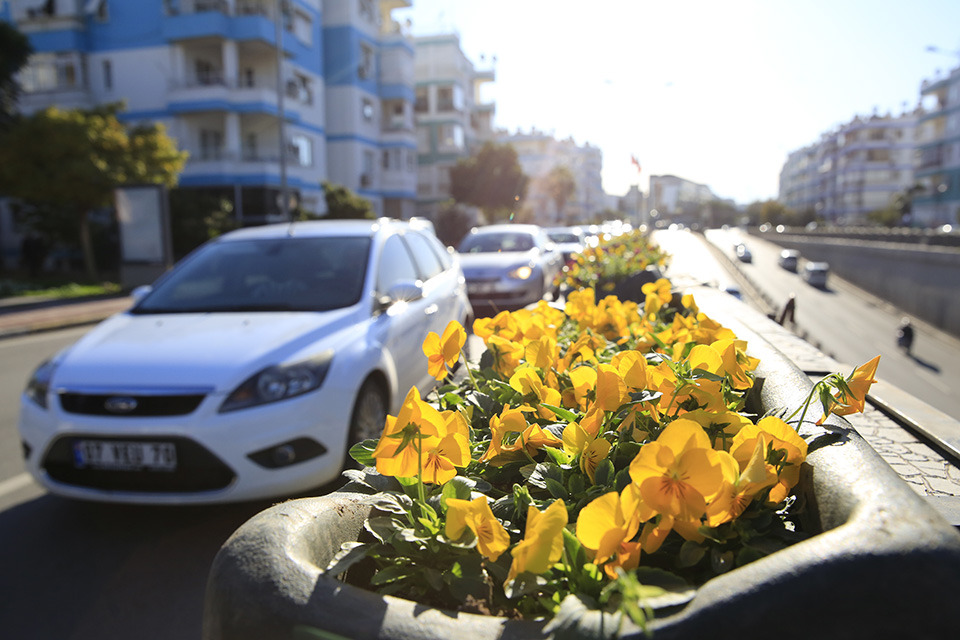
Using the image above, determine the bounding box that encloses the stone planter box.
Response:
[203,296,960,640]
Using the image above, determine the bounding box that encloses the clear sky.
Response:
[396,0,960,205]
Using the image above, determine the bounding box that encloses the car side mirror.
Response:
[376,281,424,314]
[131,285,153,304]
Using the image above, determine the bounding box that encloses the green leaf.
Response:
[503,571,546,600]
[568,472,587,496]
[442,392,463,406]
[364,516,403,543]
[440,476,474,511]
[543,445,572,466]
[368,492,412,515]
[370,565,411,586]
[348,440,377,468]
[593,459,615,486]
[678,540,706,568]
[545,477,569,500]
[424,567,445,591]
[323,542,371,578]
[540,403,578,423]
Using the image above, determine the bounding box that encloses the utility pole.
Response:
[275,0,290,221]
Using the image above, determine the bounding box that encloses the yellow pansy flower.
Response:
[372,387,444,479]
[628,418,724,522]
[818,355,881,423]
[610,350,648,390]
[506,500,568,584]
[706,437,777,527]
[595,363,629,412]
[487,334,525,378]
[576,485,642,576]
[422,320,466,380]
[445,496,511,562]
[731,416,808,505]
[422,432,471,485]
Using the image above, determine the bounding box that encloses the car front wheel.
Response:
[346,378,388,462]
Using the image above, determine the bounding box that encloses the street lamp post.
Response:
[275,0,290,221]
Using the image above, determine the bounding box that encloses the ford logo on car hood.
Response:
[104,397,138,414]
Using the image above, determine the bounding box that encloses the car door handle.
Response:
[425,304,439,315]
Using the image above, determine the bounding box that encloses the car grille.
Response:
[42,435,236,493]
[58,393,206,416]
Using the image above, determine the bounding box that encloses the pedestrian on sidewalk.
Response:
[778,293,796,326]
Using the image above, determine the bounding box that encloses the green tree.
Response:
[449,142,528,222]
[322,181,375,219]
[544,165,576,223]
[434,202,475,248]
[0,103,187,279]
[0,22,32,127]
[168,189,240,259]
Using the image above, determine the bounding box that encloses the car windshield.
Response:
[459,232,535,253]
[132,236,371,314]
[547,232,581,244]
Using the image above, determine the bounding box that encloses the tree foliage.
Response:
[0,103,188,278]
[449,142,528,222]
[168,189,239,259]
[544,165,576,222]
[322,181,375,219]
[434,202,475,248]
[0,21,32,127]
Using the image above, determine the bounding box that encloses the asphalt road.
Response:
[699,227,960,420]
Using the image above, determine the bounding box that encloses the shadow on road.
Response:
[908,353,941,373]
[0,480,343,640]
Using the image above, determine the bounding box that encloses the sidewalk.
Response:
[0,295,133,339]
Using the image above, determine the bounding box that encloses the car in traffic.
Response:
[802,261,830,288]
[457,224,564,310]
[18,219,472,504]
[543,226,585,264]
[778,249,801,271]
[735,243,753,263]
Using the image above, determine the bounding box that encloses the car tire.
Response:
[345,378,387,465]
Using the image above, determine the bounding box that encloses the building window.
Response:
[293,8,313,46]
[414,86,429,113]
[102,60,112,90]
[244,133,258,160]
[358,43,374,80]
[200,129,224,160]
[289,134,313,167]
[416,127,430,151]
[361,150,375,187]
[362,97,374,121]
[407,149,415,172]
[19,52,83,93]
[437,124,464,151]
[241,68,255,88]
[436,85,463,112]
[359,0,376,23]
[195,59,221,86]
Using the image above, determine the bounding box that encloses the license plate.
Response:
[73,440,177,471]
[468,282,498,294]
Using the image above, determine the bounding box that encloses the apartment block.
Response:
[914,65,960,227]
[647,174,716,226]
[412,33,495,218]
[2,0,416,224]
[780,110,918,224]
[497,129,605,225]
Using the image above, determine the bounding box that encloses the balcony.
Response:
[162,0,291,53]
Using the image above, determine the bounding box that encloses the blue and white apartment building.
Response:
[915,65,960,227]
[1,0,417,225]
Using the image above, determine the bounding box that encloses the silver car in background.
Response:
[457,224,563,311]
[544,226,586,265]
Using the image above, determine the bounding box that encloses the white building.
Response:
[497,129,605,226]
[412,33,495,218]
[914,65,960,227]
[3,0,417,225]
[647,174,716,225]
[780,110,919,224]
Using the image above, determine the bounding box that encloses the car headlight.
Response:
[508,265,534,280]
[219,350,334,413]
[25,359,57,409]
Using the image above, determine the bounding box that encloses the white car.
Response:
[18,220,472,504]
[544,226,586,265]
[802,261,830,288]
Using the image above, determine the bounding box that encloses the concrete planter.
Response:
[203,304,960,640]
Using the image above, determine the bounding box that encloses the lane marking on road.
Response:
[0,472,35,498]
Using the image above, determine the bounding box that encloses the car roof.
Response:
[806,262,830,269]
[469,224,542,235]
[216,219,411,242]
